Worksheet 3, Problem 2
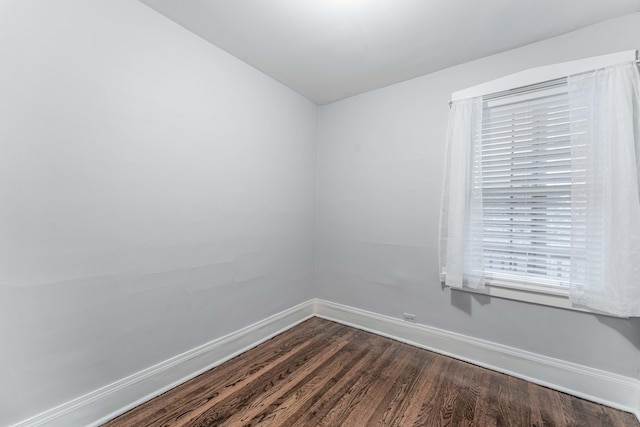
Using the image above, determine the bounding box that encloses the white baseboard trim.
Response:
[314,299,640,420]
[10,300,315,427]
[10,298,640,426]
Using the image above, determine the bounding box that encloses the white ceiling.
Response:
[139,0,640,105]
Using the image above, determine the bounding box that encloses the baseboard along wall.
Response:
[10,300,315,427]
[313,299,640,423]
[10,298,640,426]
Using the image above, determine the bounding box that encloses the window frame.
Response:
[447,50,638,311]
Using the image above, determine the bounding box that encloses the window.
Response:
[439,51,640,317]
[481,81,572,295]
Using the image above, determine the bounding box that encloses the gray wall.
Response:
[316,13,640,378]
[0,1,317,425]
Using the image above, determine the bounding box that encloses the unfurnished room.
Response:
[2,1,640,426]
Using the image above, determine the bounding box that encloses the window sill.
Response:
[466,282,573,310]
[447,277,590,313]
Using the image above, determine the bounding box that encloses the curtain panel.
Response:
[568,63,640,316]
[438,97,485,290]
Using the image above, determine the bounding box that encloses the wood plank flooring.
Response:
[103,317,639,427]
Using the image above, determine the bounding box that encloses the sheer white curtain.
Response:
[439,97,485,290]
[440,62,640,316]
[568,62,640,317]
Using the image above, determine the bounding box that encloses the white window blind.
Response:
[479,80,574,291]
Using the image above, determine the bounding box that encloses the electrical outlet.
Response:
[403,312,416,322]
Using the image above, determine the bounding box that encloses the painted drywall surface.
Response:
[0,1,317,425]
[316,13,640,378]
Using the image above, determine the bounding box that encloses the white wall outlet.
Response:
[403,313,416,322]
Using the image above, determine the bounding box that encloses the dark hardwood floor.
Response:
[103,317,639,427]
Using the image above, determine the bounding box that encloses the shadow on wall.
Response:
[449,288,491,316]
[597,315,640,351]
[447,285,640,352]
